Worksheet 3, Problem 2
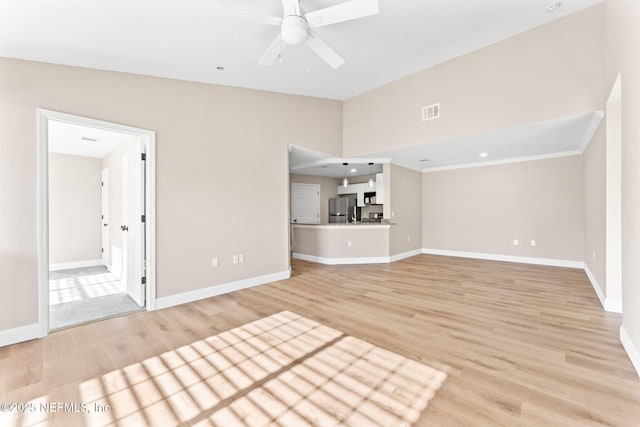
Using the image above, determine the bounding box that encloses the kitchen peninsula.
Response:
[291,222,391,264]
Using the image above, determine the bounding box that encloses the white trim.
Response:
[49,259,104,272]
[293,253,390,265]
[155,270,291,310]
[422,150,582,173]
[36,109,49,339]
[0,323,41,348]
[577,110,605,152]
[421,248,584,269]
[389,249,423,262]
[620,326,640,378]
[584,263,606,309]
[37,109,158,335]
[584,262,621,313]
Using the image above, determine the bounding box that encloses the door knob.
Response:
[121,225,128,231]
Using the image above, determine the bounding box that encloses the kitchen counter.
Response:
[291,222,391,264]
[291,222,390,229]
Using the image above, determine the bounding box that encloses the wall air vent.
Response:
[422,103,440,121]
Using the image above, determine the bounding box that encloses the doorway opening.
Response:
[37,109,156,334]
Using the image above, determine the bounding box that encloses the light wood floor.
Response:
[1,255,639,426]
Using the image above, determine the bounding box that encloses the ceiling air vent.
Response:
[422,103,440,121]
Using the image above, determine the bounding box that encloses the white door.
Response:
[291,183,320,224]
[122,141,146,307]
[101,169,109,268]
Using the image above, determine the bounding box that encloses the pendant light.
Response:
[368,162,375,188]
[342,162,349,187]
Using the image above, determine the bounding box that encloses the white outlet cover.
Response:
[530,240,536,247]
[211,257,218,267]
[239,254,245,263]
[347,240,352,247]
[513,239,519,246]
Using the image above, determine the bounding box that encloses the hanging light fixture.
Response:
[342,162,349,187]
[368,162,375,188]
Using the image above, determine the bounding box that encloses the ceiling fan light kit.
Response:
[281,16,308,45]
[206,0,380,69]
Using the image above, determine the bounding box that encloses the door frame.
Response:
[101,168,110,269]
[36,108,157,337]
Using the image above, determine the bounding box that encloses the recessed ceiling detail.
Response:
[290,111,603,176]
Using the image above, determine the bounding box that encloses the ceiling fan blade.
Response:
[307,30,345,69]
[282,0,301,16]
[203,0,282,26]
[305,0,379,28]
[258,34,287,66]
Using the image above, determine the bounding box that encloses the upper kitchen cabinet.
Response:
[337,183,366,206]
[336,173,385,207]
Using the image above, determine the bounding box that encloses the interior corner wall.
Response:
[0,57,342,333]
[48,153,102,265]
[342,4,606,157]
[583,122,607,295]
[422,156,584,262]
[606,0,640,374]
[388,164,422,256]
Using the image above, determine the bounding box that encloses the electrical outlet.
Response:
[530,240,536,247]
[513,239,519,246]
[233,255,239,264]
[239,254,245,263]
[211,257,218,267]
[347,240,352,247]
[407,236,411,242]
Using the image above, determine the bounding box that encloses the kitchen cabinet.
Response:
[375,173,384,204]
[336,183,366,207]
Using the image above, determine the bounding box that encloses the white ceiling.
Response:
[0,0,602,100]
[48,120,138,158]
[290,111,603,176]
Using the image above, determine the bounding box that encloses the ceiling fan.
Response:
[204,0,380,69]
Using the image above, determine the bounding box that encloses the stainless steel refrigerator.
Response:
[329,197,356,223]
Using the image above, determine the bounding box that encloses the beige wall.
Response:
[289,174,339,224]
[389,164,422,256]
[606,0,640,364]
[583,124,607,295]
[422,156,585,261]
[291,225,390,259]
[101,138,138,272]
[0,57,342,330]
[343,4,606,157]
[48,153,102,265]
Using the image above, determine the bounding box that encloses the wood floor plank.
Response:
[1,254,639,426]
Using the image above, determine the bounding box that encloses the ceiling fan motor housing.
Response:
[281,15,308,45]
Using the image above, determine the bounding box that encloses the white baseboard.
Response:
[421,248,584,269]
[155,269,291,310]
[293,253,390,265]
[0,323,41,348]
[584,263,606,308]
[389,249,423,262]
[583,264,623,313]
[605,299,623,313]
[620,325,640,378]
[49,259,104,271]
